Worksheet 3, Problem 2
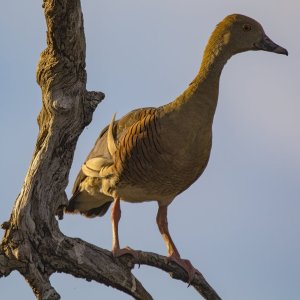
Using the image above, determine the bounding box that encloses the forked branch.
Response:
[0,0,221,299]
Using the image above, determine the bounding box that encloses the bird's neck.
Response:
[162,34,232,126]
[158,31,233,155]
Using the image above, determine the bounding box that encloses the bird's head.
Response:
[208,14,288,58]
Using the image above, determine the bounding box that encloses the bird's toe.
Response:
[111,246,139,262]
[167,254,201,284]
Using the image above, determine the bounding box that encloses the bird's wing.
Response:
[72,107,157,194]
[114,107,160,170]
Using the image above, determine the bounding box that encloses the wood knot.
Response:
[1,221,10,230]
[55,205,65,220]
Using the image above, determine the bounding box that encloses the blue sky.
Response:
[1,1,299,299]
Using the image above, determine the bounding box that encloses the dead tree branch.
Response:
[0,0,221,299]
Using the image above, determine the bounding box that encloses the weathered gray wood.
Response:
[0,0,221,299]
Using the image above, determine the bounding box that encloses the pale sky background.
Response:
[0,1,299,299]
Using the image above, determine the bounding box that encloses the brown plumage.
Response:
[66,14,287,281]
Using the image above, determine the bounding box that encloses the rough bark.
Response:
[0,0,221,299]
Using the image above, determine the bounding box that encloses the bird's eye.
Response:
[243,24,252,32]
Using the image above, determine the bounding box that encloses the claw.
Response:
[168,254,201,284]
[112,246,139,263]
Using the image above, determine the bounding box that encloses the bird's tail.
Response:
[65,191,113,218]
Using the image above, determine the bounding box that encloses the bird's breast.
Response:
[112,123,212,202]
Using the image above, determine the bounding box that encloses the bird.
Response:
[65,14,287,282]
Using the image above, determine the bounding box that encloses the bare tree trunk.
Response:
[0,1,221,299]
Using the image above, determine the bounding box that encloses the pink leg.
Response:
[156,205,200,283]
[111,197,138,259]
[111,197,121,252]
